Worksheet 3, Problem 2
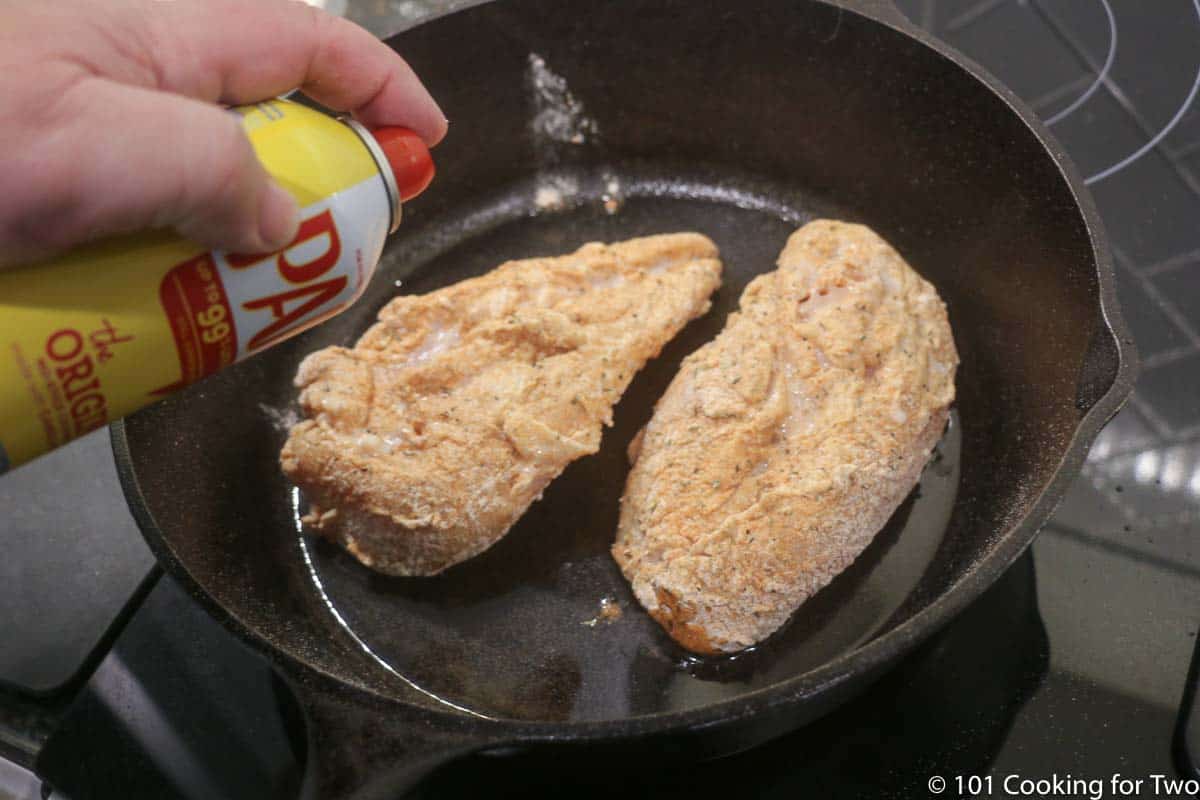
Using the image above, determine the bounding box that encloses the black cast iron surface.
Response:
[104,0,1129,795]
[24,0,1200,797]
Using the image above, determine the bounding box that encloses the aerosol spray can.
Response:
[0,98,434,472]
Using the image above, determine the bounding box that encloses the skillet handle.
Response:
[1075,322,1131,416]
[284,668,500,800]
[1177,625,1200,778]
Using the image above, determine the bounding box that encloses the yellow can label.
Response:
[0,99,391,471]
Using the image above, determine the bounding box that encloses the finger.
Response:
[125,0,447,145]
[13,78,298,259]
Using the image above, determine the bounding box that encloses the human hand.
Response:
[0,0,447,267]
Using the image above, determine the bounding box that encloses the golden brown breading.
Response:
[613,220,958,654]
[282,234,722,576]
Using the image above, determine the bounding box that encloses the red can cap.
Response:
[369,127,435,202]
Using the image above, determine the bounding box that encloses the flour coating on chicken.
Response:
[613,220,957,654]
[281,234,722,575]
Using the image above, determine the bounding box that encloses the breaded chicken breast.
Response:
[613,220,957,654]
[282,234,722,576]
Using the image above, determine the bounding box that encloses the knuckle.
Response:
[2,143,90,254]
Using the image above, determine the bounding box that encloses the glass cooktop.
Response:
[2,1,1199,797]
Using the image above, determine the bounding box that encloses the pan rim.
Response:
[111,0,1138,744]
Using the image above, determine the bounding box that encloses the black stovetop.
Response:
[4,1,1200,797]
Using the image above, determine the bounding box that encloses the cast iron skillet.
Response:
[113,0,1135,796]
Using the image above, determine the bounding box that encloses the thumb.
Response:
[24,80,299,259]
[168,109,301,254]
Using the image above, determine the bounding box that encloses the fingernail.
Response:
[258,182,299,251]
